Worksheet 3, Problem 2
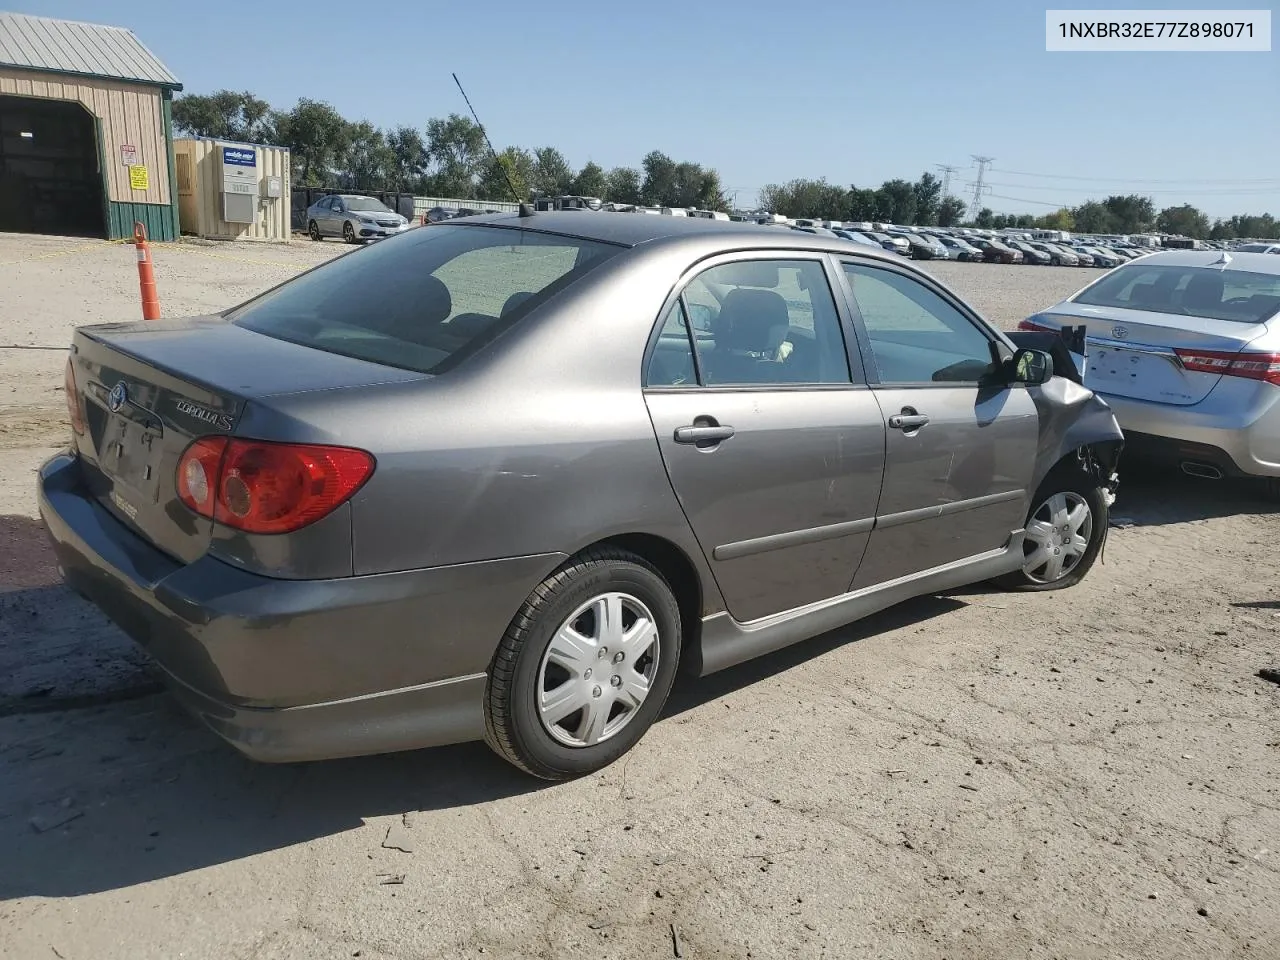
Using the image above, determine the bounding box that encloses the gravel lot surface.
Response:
[1,233,1277,960]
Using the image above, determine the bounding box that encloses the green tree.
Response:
[273,98,351,185]
[571,161,608,199]
[529,147,574,196]
[1101,194,1156,233]
[172,90,273,142]
[876,179,918,224]
[336,121,395,190]
[842,186,883,222]
[936,195,967,227]
[912,172,942,225]
[1038,208,1076,231]
[424,114,487,198]
[1070,200,1117,234]
[974,207,995,228]
[385,125,428,192]
[640,151,679,205]
[604,166,642,204]
[1156,204,1211,239]
[479,146,533,201]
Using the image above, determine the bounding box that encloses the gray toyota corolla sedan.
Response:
[40,212,1123,780]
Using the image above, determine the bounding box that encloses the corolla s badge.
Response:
[107,381,128,413]
[1111,325,1129,340]
[173,398,234,431]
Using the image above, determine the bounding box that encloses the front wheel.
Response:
[484,548,682,780]
[342,221,357,244]
[1263,477,1280,503]
[994,465,1108,591]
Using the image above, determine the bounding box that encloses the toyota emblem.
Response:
[107,381,128,413]
[1111,325,1129,340]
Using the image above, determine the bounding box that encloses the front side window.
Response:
[1073,263,1280,323]
[230,225,620,374]
[677,259,852,386]
[842,263,999,384]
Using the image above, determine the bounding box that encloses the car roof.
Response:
[1127,250,1280,275]
[442,211,903,262]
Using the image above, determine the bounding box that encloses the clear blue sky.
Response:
[21,0,1280,217]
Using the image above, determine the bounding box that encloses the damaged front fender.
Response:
[1028,375,1125,497]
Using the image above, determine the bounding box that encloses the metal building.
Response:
[174,137,291,241]
[0,11,181,240]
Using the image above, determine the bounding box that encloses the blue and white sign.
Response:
[222,146,257,167]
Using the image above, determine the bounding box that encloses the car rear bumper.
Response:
[37,452,563,761]
[1099,388,1280,478]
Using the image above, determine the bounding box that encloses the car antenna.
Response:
[451,72,533,217]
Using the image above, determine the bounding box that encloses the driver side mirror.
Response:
[1010,347,1054,385]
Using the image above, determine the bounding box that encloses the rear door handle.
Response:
[887,413,930,430]
[674,424,735,445]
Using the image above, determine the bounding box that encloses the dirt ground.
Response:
[1,233,1277,960]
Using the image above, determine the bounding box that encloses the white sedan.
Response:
[1022,250,1280,498]
[305,194,411,244]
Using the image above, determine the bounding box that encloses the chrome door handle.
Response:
[887,413,930,430]
[674,424,735,444]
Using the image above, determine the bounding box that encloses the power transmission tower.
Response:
[968,155,994,219]
[936,164,959,198]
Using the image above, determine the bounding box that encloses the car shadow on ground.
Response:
[1108,464,1277,526]
[0,462,1272,901]
[3,580,962,900]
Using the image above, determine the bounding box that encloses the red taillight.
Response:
[175,438,374,534]
[1173,349,1280,386]
[1017,318,1056,333]
[176,436,228,516]
[64,357,85,435]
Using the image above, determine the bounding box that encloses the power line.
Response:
[968,155,994,219]
[987,193,1073,208]
[983,180,1280,197]
[991,167,1280,185]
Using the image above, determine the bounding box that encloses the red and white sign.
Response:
[120,144,138,167]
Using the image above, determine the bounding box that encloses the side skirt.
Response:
[695,532,1026,676]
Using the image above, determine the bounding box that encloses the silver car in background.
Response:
[1023,250,1280,497]
[306,194,411,243]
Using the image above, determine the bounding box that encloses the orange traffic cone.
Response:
[133,221,161,321]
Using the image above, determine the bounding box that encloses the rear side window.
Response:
[1074,264,1280,324]
[229,226,620,374]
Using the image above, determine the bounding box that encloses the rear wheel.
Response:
[484,548,681,780]
[308,220,322,241]
[995,465,1108,591]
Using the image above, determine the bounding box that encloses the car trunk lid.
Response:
[69,318,425,564]
[1026,303,1270,405]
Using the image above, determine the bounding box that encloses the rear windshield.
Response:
[229,225,621,374]
[1073,263,1280,324]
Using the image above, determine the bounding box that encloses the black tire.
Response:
[484,547,681,780]
[1263,477,1280,503]
[308,220,322,241]
[342,221,357,244]
[994,463,1109,592]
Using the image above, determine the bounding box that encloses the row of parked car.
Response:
[782,223,1160,268]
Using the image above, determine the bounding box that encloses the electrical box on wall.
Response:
[263,175,282,200]
[220,144,259,223]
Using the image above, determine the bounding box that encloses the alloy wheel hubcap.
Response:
[1022,491,1092,583]
[537,592,660,748]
